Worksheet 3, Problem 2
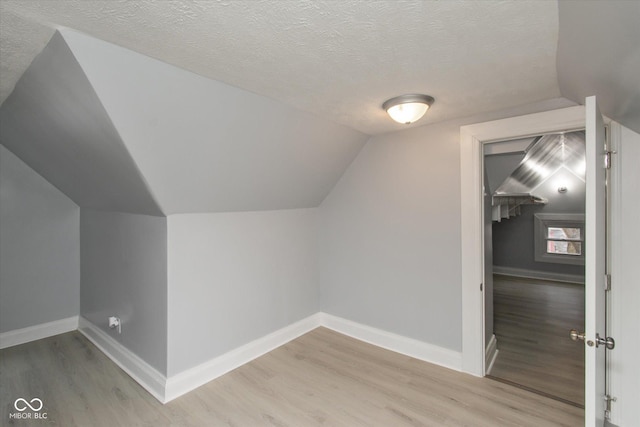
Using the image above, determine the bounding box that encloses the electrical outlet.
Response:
[108,316,121,334]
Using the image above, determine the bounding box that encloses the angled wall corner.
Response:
[0,31,163,216]
[80,209,168,376]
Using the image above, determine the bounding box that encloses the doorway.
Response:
[461,99,611,426]
[482,132,587,406]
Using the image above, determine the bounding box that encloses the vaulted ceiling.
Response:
[0,1,638,215]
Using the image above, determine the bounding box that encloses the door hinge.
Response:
[604,394,617,420]
[604,149,617,170]
[604,274,612,291]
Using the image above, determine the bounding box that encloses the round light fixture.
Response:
[382,94,435,124]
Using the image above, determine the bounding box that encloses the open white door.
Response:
[583,96,608,426]
[460,103,611,424]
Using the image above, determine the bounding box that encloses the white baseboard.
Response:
[70,312,463,404]
[493,266,584,284]
[78,317,167,403]
[318,313,462,372]
[0,316,79,349]
[164,313,323,402]
[485,334,499,374]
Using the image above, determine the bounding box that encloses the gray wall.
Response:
[491,166,585,278]
[317,97,577,353]
[318,121,462,351]
[80,210,167,374]
[167,209,318,375]
[0,145,80,332]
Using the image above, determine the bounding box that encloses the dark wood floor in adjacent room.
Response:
[1,327,583,426]
[489,274,585,407]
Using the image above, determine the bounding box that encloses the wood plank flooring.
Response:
[1,327,583,426]
[489,274,585,407]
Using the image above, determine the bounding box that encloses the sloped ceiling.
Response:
[0,0,561,135]
[494,131,586,196]
[61,29,368,214]
[557,0,640,134]
[1,1,638,215]
[0,32,163,216]
[0,30,368,214]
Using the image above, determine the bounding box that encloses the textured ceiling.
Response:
[0,0,561,135]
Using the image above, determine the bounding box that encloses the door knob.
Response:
[570,329,615,350]
[570,329,594,346]
[596,333,615,350]
[570,329,585,342]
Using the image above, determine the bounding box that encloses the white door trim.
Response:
[459,105,586,376]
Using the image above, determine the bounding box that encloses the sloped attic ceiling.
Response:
[0,30,368,215]
[557,1,640,134]
[494,131,585,197]
[0,32,163,216]
[1,2,638,215]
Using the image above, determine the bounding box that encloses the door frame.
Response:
[459,105,586,376]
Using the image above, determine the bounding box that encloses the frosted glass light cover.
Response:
[386,102,429,124]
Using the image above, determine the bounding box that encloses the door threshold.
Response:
[486,374,584,410]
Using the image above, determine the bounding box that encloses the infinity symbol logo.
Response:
[14,397,43,412]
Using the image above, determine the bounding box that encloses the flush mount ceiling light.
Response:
[382,94,435,124]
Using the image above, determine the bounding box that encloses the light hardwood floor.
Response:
[1,327,583,426]
[489,274,585,407]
